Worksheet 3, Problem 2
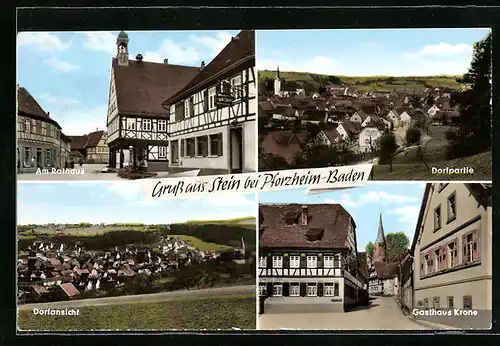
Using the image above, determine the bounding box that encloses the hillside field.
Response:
[258,70,462,93]
[17,294,256,331]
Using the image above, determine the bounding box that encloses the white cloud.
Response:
[258,56,343,75]
[189,31,233,55]
[43,58,79,73]
[389,205,420,225]
[82,31,117,55]
[38,94,80,109]
[106,182,145,201]
[17,32,71,52]
[405,43,473,59]
[324,194,357,207]
[323,190,420,208]
[142,38,199,65]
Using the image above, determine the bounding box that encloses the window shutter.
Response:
[317,283,323,297]
[283,283,289,297]
[283,255,289,268]
[463,234,467,263]
[473,230,479,261]
[204,90,209,112]
[317,255,323,268]
[266,283,272,297]
[267,255,272,269]
[453,239,458,266]
[441,246,446,270]
[300,256,306,268]
[300,283,306,297]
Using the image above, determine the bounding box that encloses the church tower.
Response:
[274,66,282,96]
[116,31,129,66]
[374,213,386,263]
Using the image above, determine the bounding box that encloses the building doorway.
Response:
[36,148,43,168]
[230,127,243,173]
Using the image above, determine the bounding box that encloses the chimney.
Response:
[136,54,143,62]
[164,59,169,64]
[300,205,308,225]
[200,61,205,69]
[47,111,50,116]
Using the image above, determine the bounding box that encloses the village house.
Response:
[317,128,342,147]
[260,130,306,164]
[358,125,383,153]
[106,31,200,172]
[411,183,492,328]
[164,30,256,175]
[259,204,368,314]
[68,130,109,164]
[17,86,68,172]
[274,68,305,97]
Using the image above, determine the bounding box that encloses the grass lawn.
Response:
[372,151,491,180]
[170,234,233,252]
[17,294,256,331]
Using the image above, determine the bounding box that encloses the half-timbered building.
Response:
[164,30,256,175]
[106,31,201,172]
[68,130,109,164]
[258,203,368,314]
[17,86,66,173]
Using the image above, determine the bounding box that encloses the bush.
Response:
[405,127,422,146]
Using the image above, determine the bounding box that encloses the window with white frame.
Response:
[289,256,300,268]
[231,75,242,99]
[290,283,300,297]
[259,256,267,268]
[158,146,167,158]
[31,119,36,133]
[24,119,30,132]
[184,99,192,117]
[323,256,334,268]
[208,87,216,110]
[334,254,342,268]
[272,255,283,268]
[126,118,136,130]
[41,122,47,136]
[142,119,152,131]
[273,284,283,297]
[324,283,334,296]
[158,120,167,132]
[307,283,317,296]
[259,284,266,296]
[307,255,317,268]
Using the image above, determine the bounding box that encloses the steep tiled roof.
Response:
[58,282,80,297]
[113,58,200,118]
[373,261,399,279]
[259,203,354,249]
[68,130,105,150]
[164,30,255,105]
[17,86,61,128]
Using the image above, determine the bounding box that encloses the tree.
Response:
[377,131,398,172]
[318,86,327,95]
[264,78,274,94]
[446,32,491,159]
[385,232,410,263]
[405,127,422,146]
[425,95,434,106]
[409,95,421,109]
[365,242,376,267]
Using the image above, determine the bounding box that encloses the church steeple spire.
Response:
[276,66,280,80]
[376,213,386,244]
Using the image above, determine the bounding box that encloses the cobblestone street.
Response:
[258,296,432,330]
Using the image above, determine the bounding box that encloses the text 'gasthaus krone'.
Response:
[141,164,373,199]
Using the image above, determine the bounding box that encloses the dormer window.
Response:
[306,227,324,242]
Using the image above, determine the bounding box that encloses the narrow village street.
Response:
[258,296,431,330]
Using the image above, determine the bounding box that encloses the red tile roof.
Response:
[68,130,105,150]
[259,203,354,249]
[112,58,200,118]
[164,30,255,105]
[59,282,80,297]
[373,261,399,279]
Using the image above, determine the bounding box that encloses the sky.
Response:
[17,183,256,225]
[258,182,426,252]
[17,30,240,136]
[257,28,491,76]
